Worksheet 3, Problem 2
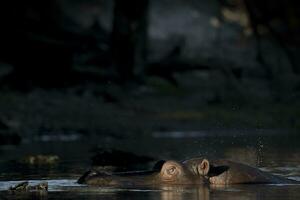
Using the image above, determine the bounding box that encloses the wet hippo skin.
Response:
[183,158,298,185]
[78,160,202,186]
[78,158,298,186]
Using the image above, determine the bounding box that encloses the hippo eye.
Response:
[166,166,177,175]
[161,161,182,181]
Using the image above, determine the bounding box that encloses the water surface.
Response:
[0,130,299,199]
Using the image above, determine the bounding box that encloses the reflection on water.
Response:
[1,182,300,200]
[159,185,210,200]
[0,130,300,199]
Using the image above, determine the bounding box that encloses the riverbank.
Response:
[0,72,299,141]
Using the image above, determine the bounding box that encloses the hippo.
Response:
[77,160,200,186]
[78,158,298,186]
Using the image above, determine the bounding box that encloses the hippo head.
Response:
[78,159,208,186]
[182,158,211,177]
[157,160,206,184]
[183,158,229,179]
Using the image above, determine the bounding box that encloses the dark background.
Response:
[0,0,300,144]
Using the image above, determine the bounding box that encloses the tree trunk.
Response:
[111,0,149,82]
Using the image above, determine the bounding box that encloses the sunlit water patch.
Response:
[0,179,80,192]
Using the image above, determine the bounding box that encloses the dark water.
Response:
[0,130,300,199]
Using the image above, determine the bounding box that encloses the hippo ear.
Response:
[198,159,210,176]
